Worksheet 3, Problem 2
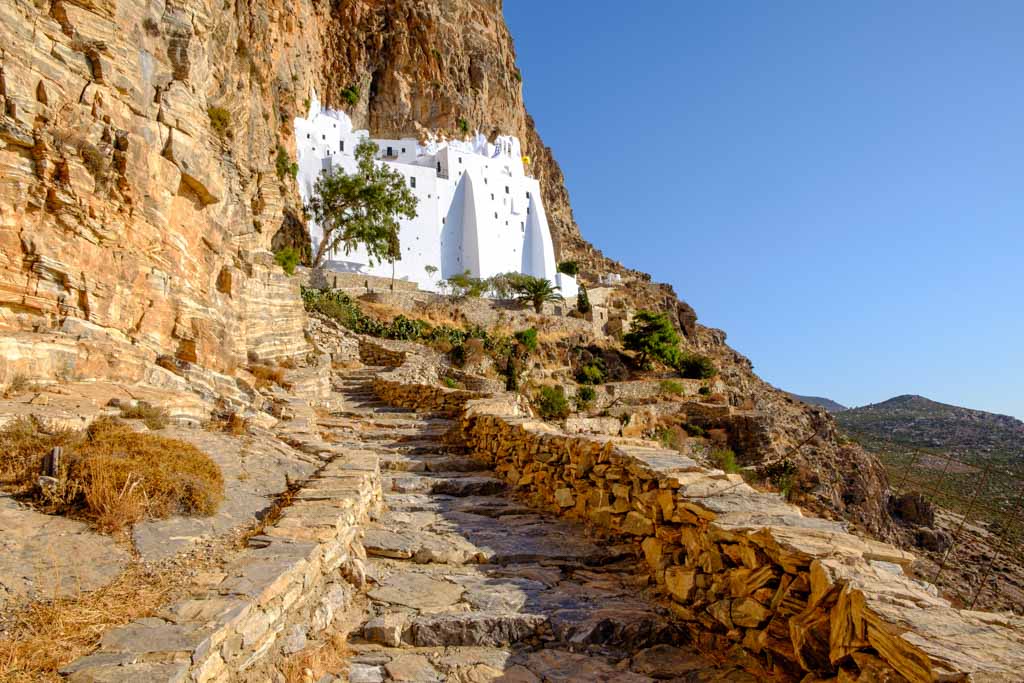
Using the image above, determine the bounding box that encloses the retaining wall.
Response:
[61,450,382,682]
[370,348,1024,682]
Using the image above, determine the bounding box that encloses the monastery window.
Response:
[442,218,446,225]
[436,162,442,173]
[306,133,310,139]
[494,212,498,219]
[386,146,394,156]
[490,193,494,200]
[505,186,509,194]
[526,191,531,198]
[458,157,462,163]
[521,223,525,232]
[410,176,416,188]
[340,141,344,151]
[402,147,406,153]
[322,134,326,140]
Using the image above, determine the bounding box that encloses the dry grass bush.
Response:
[249,364,289,390]
[0,417,224,533]
[0,564,175,681]
[118,402,169,430]
[206,412,249,436]
[281,632,349,683]
[4,374,42,397]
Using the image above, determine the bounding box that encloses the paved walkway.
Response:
[334,370,752,683]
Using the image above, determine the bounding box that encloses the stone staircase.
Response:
[334,371,753,683]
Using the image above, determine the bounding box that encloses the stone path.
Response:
[336,370,752,683]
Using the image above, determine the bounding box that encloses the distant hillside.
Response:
[787,394,849,413]
[838,395,1024,459]
[837,395,1024,526]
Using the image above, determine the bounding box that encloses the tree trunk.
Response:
[311,230,333,269]
[390,260,395,291]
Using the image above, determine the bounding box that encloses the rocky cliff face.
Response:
[0,0,894,534]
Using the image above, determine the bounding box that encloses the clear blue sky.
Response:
[503,1,1024,419]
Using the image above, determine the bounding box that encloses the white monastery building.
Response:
[294,94,577,297]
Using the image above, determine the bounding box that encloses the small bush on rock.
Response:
[676,353,717,380]
[575,385,596,411]
[712,448,740,474]
[0,417,223,532]
[534,386,570,421]
[274,247,300,275]
[207,106,232,138]
[659,380,685,396]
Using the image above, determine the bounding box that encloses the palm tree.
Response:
[511,275,563,313]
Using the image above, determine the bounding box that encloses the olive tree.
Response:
[306,139,418,271]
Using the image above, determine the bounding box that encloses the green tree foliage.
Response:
[557,261,579,277]
[535,386,570,421]
[276,146,298,180]
[623,310,680,368]
[576,283,591,314]
[458,118,470,134]
[575,385,596,411]
[274,247,300,275]
[305,139,418,268]
[444,271,490,298]
[676,353,717,379]
[340,85,360,106]
[513,327,538,353]
[510,275,563,313]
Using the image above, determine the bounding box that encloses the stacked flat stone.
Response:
[371,349,1024,682]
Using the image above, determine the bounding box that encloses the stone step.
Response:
[380,454,487,473]
[388,474,506,497]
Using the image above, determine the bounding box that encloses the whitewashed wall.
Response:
[294,93,565,295]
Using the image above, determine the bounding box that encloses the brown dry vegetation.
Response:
[249,363,289,390]
[281,632,350,683]
[117,402,169,430]
[0,564,175,682]
[0,417,223,533]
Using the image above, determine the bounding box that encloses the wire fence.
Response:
[884,445,1024,610]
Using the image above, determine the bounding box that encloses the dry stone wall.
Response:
[371,350,1024,682]
[61,445,381,682]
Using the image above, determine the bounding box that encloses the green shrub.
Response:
[676,353,717,380]
[274,247,300,275]
[577,361,605,385]
[207,106,231,138]
[514,327,538,353]
[534,386,570,421]
[557,261,579,277]
[576,283,591,314]
[659,380,685,396]
[458,118,470,134]
[575,385,596,411]
[712,448,740,474]
[442,377,458,389]
[340,85,360,106]
[276,146,298,180]
[698,386,711,397]
[683,423,705,438]
[623,311,680,368]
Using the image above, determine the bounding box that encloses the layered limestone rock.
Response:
[0,0,894,535]
[0,0,314,373]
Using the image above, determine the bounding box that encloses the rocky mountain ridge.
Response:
[839,394,1024,459]
[786,393,849,413]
